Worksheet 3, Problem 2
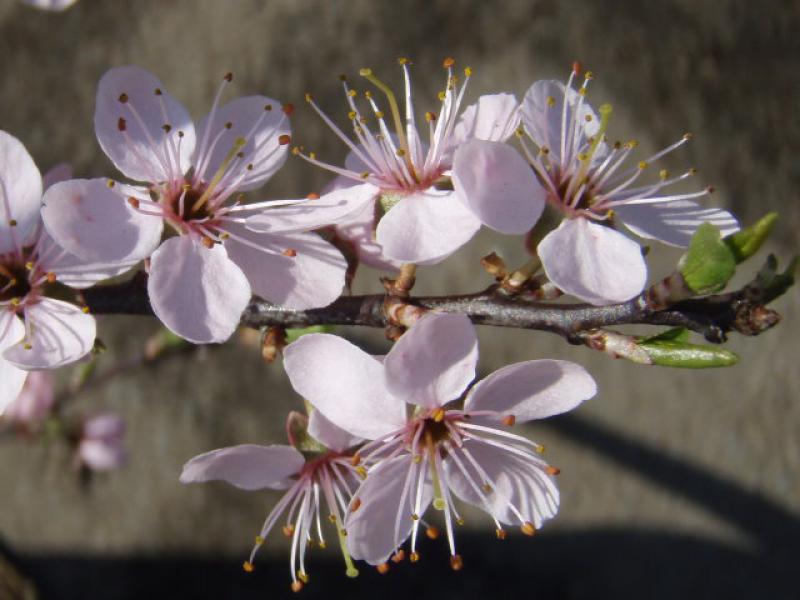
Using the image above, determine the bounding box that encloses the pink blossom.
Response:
[180,411,363,592]
[283,313,596,567]
[42,66,364,344]
[2,371,55,426]
[250,59,544,267]
[78,414,126,471]
[516,66,739,305]
[1,131,133,414]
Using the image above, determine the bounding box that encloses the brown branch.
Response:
[83,256,791,344]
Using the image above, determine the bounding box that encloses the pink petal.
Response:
[0,131,43,254]
[452,139,545,234]
[42,163,73,190]
[464,359,596,421]
[283,333,406,440]
[345,455,432,564]
[148,236,251,344]
[79,439,126,471]
[308,410,362,453]
[3,298,96,369]
[0,311,28,414]
[42,178,163,264]
[384,313,478,409]
[332,182,402,272]
[451,93,520,146]
[35,230,138,290]
[2,371,54,423]
[615,200,740,248]
[95,66,196,183]
[375,189,482,265]
[538,218,647,305]
[444,439,559,528]
[244,183,379,234]
[222,224,346,310]
[194,95,289,192]
[180,444,304,491]
[520,79,603,166]
[83,413,125,440]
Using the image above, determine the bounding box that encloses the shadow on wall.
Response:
[5,412,799,600]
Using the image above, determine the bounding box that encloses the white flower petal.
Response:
[194,95,289,192]
[376,189,482,265]
[452,139,545,234]
[346,455,432,564]
[283,333,406,440]
[148,236,251,344]
[0,311,28,414]
[538,218,647,305]
[95,66,196,183]
[0,131,43,254]
[451,93,520,146]
[464,360,596,421]
[180,444,305,491]
[308,410,362,454]
[616,199,740,248]
[384,313,478,408]
[3,298,95,369]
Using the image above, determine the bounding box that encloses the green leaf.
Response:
[285,325,333,344]
[679,223,737,294]
[638,339,739,368]
[641,327,690,344]
[724,212,778,263]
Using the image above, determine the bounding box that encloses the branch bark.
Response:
[83,260,789,344]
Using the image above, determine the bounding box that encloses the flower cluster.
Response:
[0,56,746,591]
[182,313,596,589]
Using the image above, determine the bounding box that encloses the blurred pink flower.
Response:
[2,371,55,426]
[284,313,597,567]
[77,414,126,472]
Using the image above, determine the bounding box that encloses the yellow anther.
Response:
[374,110,384,119]
[81,306,90,314]
[496,528,507,540]
[398,57,409,65]
[242,561,254,573]
[346,566,359,578]
[546,95,556,107]
[464,66,473,77]
[425,111,436,122]
[689,167,698,175]
[432,408,445,422]
[348,89,357,97]
[638,161,648,170]
[410,551,420,563]
[585,70,594,80]
[304,92,313,102]
[355,466,367,478]
[298,571,309,584]
[535,444,546,454]
[358,67,373,77]
[254,535,264,545]
[578,152,589,161]
[348,111,357,120]
[360,172,370,179]
[585,114,593,122]
[395,148,406,157]
[24,261,34,270]
[8,219,17,226]
[660,169,669,180]
[438,91,447,101]
[521,522,536,536]
[683,132,694,140]
[107,180,115,188]
[23,342,32,350]
[412,454,423,464]
[578,87,587,97]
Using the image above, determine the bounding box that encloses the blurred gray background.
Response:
[0,0,798,598]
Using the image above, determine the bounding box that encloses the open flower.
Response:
[180,411,363,592]
[284,313,596,568]
[517,64,740,305]
[252,58,544,267]
[1,131,133,413]
[43,66,362,344]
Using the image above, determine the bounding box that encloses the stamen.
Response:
[191,136,247,213]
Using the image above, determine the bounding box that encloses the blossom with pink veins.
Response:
[516,65,740,305]
[42,66,366,345]
[248,58,545,268]
[180,411,364,592]
[1,131,135,414]
[283,313,597,569]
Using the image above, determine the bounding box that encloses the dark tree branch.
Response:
[83,257,791,344]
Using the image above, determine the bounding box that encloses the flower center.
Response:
[0,258,32,304]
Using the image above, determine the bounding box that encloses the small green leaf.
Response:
[286,325,333,344]
[638,339,739,368]
[641,327,690,344]
[679,223,737,294]
[724,212,778,263]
